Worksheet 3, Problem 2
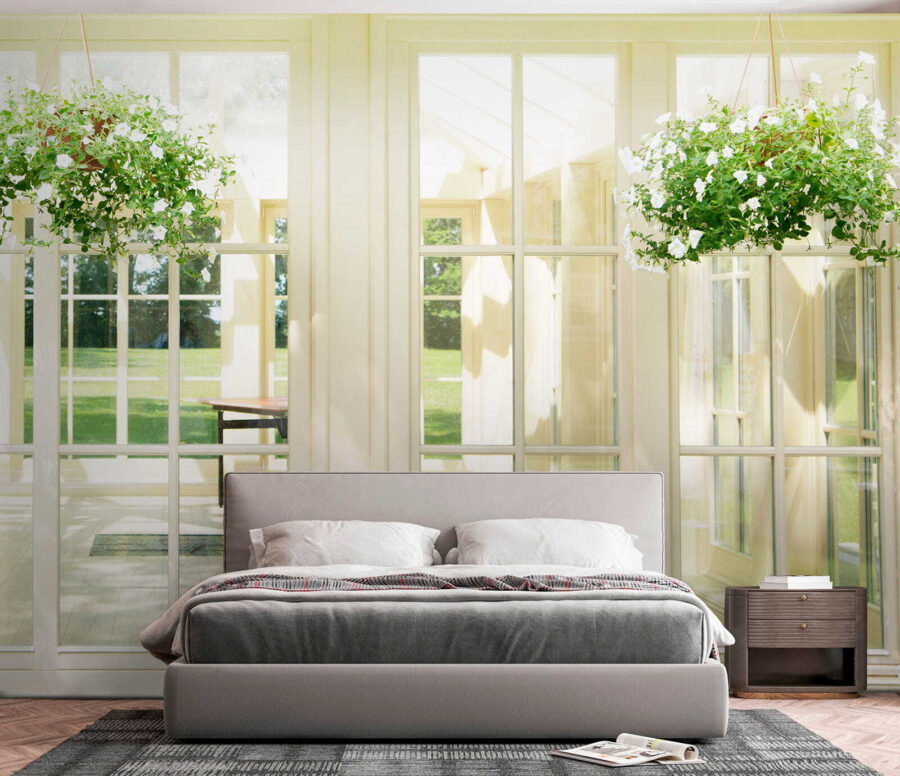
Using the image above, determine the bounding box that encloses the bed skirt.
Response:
[164,659,729,739]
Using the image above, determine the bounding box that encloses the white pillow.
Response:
[454,518,643,570]
[249,520,441,568]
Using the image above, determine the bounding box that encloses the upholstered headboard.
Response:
[223,471,665,573]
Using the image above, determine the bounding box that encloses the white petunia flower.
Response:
[699,121,717,134]
[162,118,177,132]
[618,146,645,175]
[650,162,663,180]
[845,138,859,150]
[149,143,164,159]
[35,182,53,201]
[867,169,875,182]
[757,174,767,186]
[55,153,74,169]
[886,211,896,223]
[81,123,95,136]
[693,178,707,202]
[5,135,17,147]
[856,92,868,111]
[706,150,718,166]
[24,145,38,159]
[809,71,822,84]
[747,105,765,129]
[113,122,131,137]
[655,112,672,125]
[201,267,212,283]
[152,199,168,213]
[150,225,167,241]
[705,170,713,183]
[688,229,704,249]
[729,119,746,134]
[764,158,774,169]
[722,146,734,159]
[733,170,749,184]
[764,115,781,125]
[663,141,677,156]
[668,237,687,259]
[180,202,195,216]
[858,51,876,66]
[745,197,761,211]
[129,130,147,142]
[886,173,897,189]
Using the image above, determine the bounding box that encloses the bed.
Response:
[143,471,730,739]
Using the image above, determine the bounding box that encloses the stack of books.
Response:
[759,575,833,590]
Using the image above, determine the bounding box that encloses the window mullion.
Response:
[771,252,787,575]
[512,53,525,471]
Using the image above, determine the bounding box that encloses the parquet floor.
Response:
[0,694,898,776]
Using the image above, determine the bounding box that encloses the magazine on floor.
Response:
[551,734,702,767]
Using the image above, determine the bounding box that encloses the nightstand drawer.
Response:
[746,619,857,647]
[747,591,856,619]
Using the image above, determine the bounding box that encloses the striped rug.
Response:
[12,708,879,775]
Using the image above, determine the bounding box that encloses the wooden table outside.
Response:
[197,397,288,506]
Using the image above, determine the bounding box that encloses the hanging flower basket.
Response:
[0,78,234,264]
[618,55,899,271]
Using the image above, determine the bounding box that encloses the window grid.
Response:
[415,52,620,471]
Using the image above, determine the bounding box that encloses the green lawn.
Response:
[422,347,462,445]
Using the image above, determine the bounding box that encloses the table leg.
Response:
[218,410,224,507]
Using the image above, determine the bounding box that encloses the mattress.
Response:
[141,564,733,665]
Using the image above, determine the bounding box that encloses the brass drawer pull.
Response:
[800,594,808,601]
[800,623,808,630]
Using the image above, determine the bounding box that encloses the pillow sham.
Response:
[249,520,441,568]
[454,518,643,570]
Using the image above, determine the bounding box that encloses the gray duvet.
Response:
[140,564,733,665]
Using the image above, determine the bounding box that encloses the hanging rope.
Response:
[733,13,764,110]
[39,15,69,92]
[775,14,801,96]
[38,13,95,92]
[768,14,779,104]
[79,14,94,88]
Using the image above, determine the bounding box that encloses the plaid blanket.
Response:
[197,570,695,596]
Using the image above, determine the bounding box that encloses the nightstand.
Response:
[725,586,867,698]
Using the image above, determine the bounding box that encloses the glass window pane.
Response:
[677,56,768,116]
[679,257,771,446]
[180,54,288,244]
[781,54,875,102]
[680,456,774,611]
[0,454,32,646]
[70,300,116,376]
[1,255,31,444]
[128,381,167,445]
[421,454,514,472]
[130,254,168,296]
[783,258,877,447]
[523,56,616,246]
[525,255,616,445]
[421,255,512,445]
[419,56,512,246]
[128,301,168,377]
[525,455,617,471]
[71,381,116,444]
[0,52,36,97]
[786,456,882,648]
[179,454,287,594]
[180,253,287,444]
[60,52,170,100]
[60,456,168,646]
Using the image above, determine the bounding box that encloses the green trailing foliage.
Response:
[619,55,900,270]
[0,78,233,264]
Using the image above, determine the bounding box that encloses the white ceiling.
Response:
[1,0,898,14]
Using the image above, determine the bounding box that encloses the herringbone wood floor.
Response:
[0,694,898,776]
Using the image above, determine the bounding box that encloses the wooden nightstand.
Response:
[725,586,867,698]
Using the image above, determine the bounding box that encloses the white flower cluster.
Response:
[615,57,899,268]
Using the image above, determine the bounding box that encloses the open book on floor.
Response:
[551,734,702,767]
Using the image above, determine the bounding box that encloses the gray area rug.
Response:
[14,709,880,775]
